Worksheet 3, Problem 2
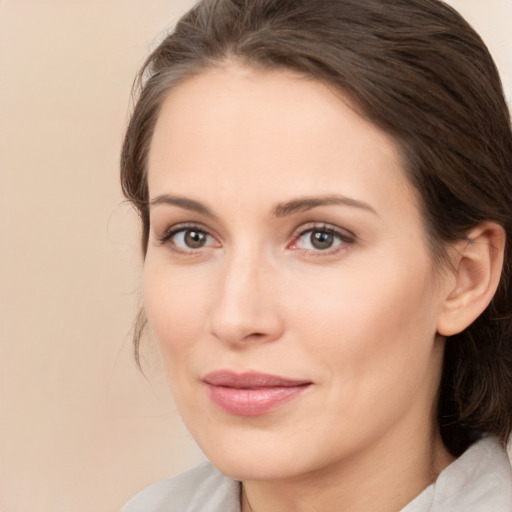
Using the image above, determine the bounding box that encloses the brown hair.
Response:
[121,0,512,456]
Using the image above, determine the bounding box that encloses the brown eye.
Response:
[310,230,335,250]
[162,227,217,251]
[183,229,208,248]
[291,225,353,253]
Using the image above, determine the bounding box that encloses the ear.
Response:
[437,222,506,337]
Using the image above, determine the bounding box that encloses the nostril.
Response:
[241,332,267,342]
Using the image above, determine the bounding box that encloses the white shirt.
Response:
[121,437,512,511]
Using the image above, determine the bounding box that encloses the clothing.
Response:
[121,437,512,511]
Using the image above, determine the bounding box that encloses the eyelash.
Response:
[156,222,355,255]
[289,223,355,255]
[156,223,217,253]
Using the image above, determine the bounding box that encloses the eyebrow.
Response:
[149,193,377,218]
[150,195,216,217]
[272,195,378,217]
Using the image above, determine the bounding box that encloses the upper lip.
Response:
[203,370,312,389]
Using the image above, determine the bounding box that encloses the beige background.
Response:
[0,1,511,511]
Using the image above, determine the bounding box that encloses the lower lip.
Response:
[205,384,310,416]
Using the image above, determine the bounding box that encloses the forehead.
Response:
[147,64,416,217]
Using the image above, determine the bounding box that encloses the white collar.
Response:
[402,436,512,511]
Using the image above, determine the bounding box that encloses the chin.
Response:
[193,426,332,482]
[209,452,300,482]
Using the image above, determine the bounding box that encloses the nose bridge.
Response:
[208,241,282,345]
[224,246,261,299]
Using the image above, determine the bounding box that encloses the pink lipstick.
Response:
[203,370,311,416]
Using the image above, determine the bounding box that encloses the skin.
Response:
[143,64,458,512]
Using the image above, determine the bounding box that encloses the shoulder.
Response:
[120,461,241,512]
[403,436,512,511]
[432,436,512,511]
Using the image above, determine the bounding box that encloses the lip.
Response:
[203,370,312,416]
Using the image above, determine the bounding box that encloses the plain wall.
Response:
[0,1,510,511]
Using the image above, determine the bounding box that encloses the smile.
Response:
[203,370,312,416]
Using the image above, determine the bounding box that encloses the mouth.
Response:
[202,370,312,416]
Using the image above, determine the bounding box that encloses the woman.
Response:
[120,0,512,510]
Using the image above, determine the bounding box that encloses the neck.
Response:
[241,425,454,512]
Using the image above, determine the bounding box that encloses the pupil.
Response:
[185,230,206,248]
[311,231,333,250]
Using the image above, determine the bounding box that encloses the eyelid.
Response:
[156,222,221,251]
[154,221,355,255]
[288,222,355,252]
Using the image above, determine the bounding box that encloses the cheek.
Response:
[142,262,211,358]
[281,262,442,448]
[287,254,440,388]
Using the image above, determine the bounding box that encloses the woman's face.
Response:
[143,65,453,481]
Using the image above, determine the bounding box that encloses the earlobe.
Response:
[437,222,505,337]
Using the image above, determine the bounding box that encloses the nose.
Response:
[208,250,284,347]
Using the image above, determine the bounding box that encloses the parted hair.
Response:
[121,0,512,456]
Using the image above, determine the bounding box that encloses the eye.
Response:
[305,230,338,250]
[158,225,220,252]
[289,225,354,253]
[174,229,210,249]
